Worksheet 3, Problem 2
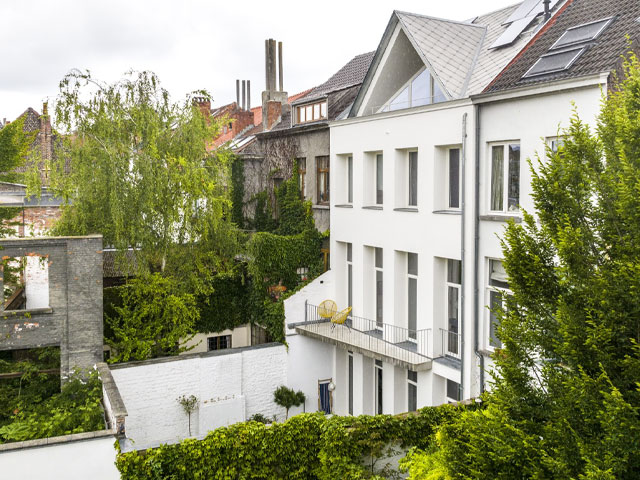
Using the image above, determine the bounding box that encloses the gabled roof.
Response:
[485,0,640,93]
[294,52,375,104]
[395,12,486,99]
[349,2,563,117]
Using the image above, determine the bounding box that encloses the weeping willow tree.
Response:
[42,69,239,291]
[39,70,241,359]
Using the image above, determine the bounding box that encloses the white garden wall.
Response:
[111,343,287,451]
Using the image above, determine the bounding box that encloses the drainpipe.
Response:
[459,113,467,401]
[473,104,485,394]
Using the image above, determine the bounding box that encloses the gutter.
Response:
[473,103,485,394]
[460,112,467,400]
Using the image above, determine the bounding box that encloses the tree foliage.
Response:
[106,273,199,363]
[273,385,305,419]
[45,69,238,295]
[404,54,640,479]
[0,116,35,235]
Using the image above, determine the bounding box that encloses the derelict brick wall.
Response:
[0,236,103,376]
[110,343,287,451]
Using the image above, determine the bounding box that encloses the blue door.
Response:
[319,382,331,414]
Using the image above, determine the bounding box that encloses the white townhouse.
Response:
[284,0,639,416]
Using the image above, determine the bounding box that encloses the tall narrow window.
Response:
[347,156,353,204]
[375,247,383,328]
[446,259,461,356]
[446,379,461,402]
[298,158,306,199]
[347,243,353,308]
[448,148,460,209]
[490,143,520,212]
[488,259,510,348]
[407,252,418,339]
[348,351,354,415]
[375,359,383,414]
[317,156,330,205]
[376,154,383,205]
[408,151,418,206]
[407,370,417,412]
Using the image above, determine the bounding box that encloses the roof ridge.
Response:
[471,1,522,22]
[394,9,486,29]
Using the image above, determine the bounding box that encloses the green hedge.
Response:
[116,406,467,479]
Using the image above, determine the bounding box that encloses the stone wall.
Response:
[110,343,287,451]
[0,235,103,377]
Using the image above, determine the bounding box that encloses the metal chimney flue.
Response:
[242,80,246,110]
[247,80,251,110]
[236,79,240,108]
[543,0,551,20]
[278,42,283,92]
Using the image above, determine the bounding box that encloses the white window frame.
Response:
[377,67,446,113]
[485,258,511,351]
[488,142,521,214]
[374,247,383,329]
[407,370,418,412]
[407,150,418,207]
[445,259,461,357]
[447,147,461,210]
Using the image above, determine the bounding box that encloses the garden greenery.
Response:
[116,406,468,479]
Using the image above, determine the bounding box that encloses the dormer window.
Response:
[379,68,446,113]
[296,101,327,124]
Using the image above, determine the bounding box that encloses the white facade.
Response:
[284,3,610,415]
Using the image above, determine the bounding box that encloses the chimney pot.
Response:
[247,80,251,110]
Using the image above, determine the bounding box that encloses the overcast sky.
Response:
[0,0,519,122]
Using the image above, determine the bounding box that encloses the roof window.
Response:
[524,46,586,77]
[551,17,614,50]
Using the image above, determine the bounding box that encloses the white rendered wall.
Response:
[24,255,49,309]
[0,436,119,480]
[111,344,287,451]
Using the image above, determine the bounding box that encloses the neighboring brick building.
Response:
[0,103,63,236]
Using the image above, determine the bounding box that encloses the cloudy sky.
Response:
[0,0,518,121]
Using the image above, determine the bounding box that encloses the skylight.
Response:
[551,17,614,49]
[524,47,585,77]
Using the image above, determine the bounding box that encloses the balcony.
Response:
[289,304,433,371]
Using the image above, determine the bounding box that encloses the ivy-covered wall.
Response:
[116,405,468,479]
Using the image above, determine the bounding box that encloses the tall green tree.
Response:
[405,55,640,479]
[44,70,238,295]
[0,116,35,236]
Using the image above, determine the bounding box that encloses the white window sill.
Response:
[480,214,522,223]
[433,209,461,215]
[362,205,383,210]
[0,307,54,318]
[393,207,418,213]
[334,204,353,209]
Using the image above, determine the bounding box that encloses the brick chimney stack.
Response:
[262,38,288,131]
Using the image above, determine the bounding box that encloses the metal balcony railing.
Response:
[290,303,432,370]
[439,328,462,360]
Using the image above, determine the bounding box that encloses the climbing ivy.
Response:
[115,405,469,479]
[230,155,245,229]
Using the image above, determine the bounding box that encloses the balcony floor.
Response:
[295,322,432,371]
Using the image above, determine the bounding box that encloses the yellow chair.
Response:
[318,299,337,319]
[331,307,352,331]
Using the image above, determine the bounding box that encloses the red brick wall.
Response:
[9,206,61,237]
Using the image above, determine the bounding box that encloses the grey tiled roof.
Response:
[485,0,640,93]
[295,52,375,104]
[396,12,486,98]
